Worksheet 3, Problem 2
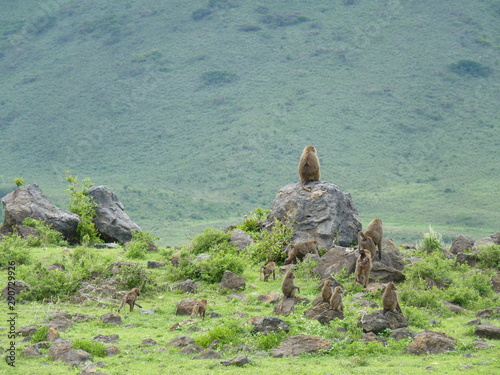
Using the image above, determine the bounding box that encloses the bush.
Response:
[195,320,243,348]
[416,226,443,253]
[195,244,245,283]
[244,218,293,263]
[31,326,49,343]
[191,227,231,255]
[66,173,102,245]
[0,234,33,266]
[22,218,66,246]
[73,339,106,357]
[125,230,158,259]
[255,331,287,350]
[115,264,155,292]
[475,245,500,269]
[236,207,269,239]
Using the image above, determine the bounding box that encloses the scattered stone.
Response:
[72,313,95,322]
[227,293,247,301]
[93,242,119,249]
[87,185,141,243]
[262,182,361,249]
[221,354,251,367]
[273,297,295,316]
[370,261,406,283]
[62,349,92,367]
[359,310,408,334]
[389,328,415,341]
[192,349,221,359]
[406,330,457,355]
[141,338,158,346]
[45,317,73,332]
[139,308,155,315]
[105,345,120,356]
[168,336,195,348]
[81,362,107,374]
[46,327,60,341]
[351,298,379,309]
[147,260,165,269]
[314,246,357,279]
[1,280,31,300]
[47,263,65,271]
[455,252,478,267]
[176,298,199,316]
[472,339,492,350]
[21,344,41,357]
[272,334,332,357]
[304,301,344,323]
[230,229,254,250]
[443,301,466,314]
[476,307,500,319]
[248,316,290,334]
[17,325,38,337]
[100,312,122,325]
[258,292,281,304]
[180,344,204,354]
[94,334,119,344]
[449,235,474,254]
[466,319,481,326]
[47,338,73,361]
[474,322,500,340]
[363,332,387,344]
[219,271,246,291]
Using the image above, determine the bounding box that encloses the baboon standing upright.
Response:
[118,287,142,312]
[282,270,300,298]
[298,145,320,191]
[382,282,402,314]
[358,218,384,260]
[330,286,343,312]
[355,249,373,288]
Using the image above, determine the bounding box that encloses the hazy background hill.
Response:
[1,0,499,245]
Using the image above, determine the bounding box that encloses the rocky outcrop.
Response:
[88,185,141,243]
[272,334,332,357]
[262,182,361,249]
[359,310,408,334]
[219,271,246,291]
[1,183,80,243]
[406,330,457,355]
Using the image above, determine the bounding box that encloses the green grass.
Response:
[0,0,499,245]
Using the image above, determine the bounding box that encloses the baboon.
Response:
[191,298,207,320]
[282,270,300,298]
[382,282,402,314]
[355,249,373,288]
[358,218,384,260]
[118,287,142,312]
[298,145,320,191]
[330,286,343,312]
[285,240,319,264]
[260,261,276,282]
[321,279,334,303]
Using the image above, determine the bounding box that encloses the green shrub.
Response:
[73,339,106,357]
[125,230,158,259]
[31,326,49,343]
[195,320,243,348]
[115,264,155,292]
[201,70,238,85]
[236,207,269,239]
[191,227,231,255]
[449,60,492,77]
[403,306,431,329]
[255,330,287,350]
[22,218,66,246]
[475,245,500,269]
[403,251,453,287]
[416,226,443,253]
[0,234,33,266]
[66,172,102,245]
[244,218,293,263]
[14,177,25,187]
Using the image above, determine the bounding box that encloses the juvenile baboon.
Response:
[191,298,207,320]
[282,270,300,298]
[382,282,402,314]
[298,145,320,191]
[355,249,373,288]
[285,240,319,264]
[118,287,142,312]
[260,261,276,282]
[358,218,384,260]
[330,286,343,312]
[321,279,334,303]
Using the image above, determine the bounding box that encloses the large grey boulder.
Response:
[262,182,361,249]
[88,185,140,243]
[1,183,80,243]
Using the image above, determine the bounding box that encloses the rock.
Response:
[46,327,60,341]
[1,280,31,300]
[466,318,481,326]
[21,344,41,357]
[406,330,457,355]
[359,310,408,334]
[476,307,500,319]
[449,235,474,254]
[100,312,122,325]
[455,252,478,267]
[363,332,387,344]
[262,182,361,249]
[314,246,357,279]
[175,298,199,316]
[272,334,332,357]
[139,309,155,315]
[219,271,246,291]
[173,279,199,293]
[87,185,141,243]
[382,238,399,252]
[1,183,80,242]
[389,328,415,341]
[147,260,165,269]
[105,345,120,356]
[227,293,247,301]
[474,322,500,340]
[474,235,496,250]
[45,317,73,332]
[443,301,466,314]
[273,297,296,316]
[47,338,73,361]
[180,344,204,354]
[47,263,65,271]
[258,292,281,304]
[141,338,158,346]
[230,229,254,250]
[72,313,95,322]
[248,316,290,334]
[17,325,38,337]
[221,354,251,367]
[61,349,91,366]
[304,302,344,323]
[168,336,195,348]
[93,334,119,344]
[370,261,406,283]
[352,298,379,309]
[192,349,221,360]
[81,362,107,374]
[492,272,500,293]
[472,339,492,350]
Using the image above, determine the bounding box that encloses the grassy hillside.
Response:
[1,0,499,245]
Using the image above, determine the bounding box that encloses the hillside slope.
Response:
[1,0,499,244]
